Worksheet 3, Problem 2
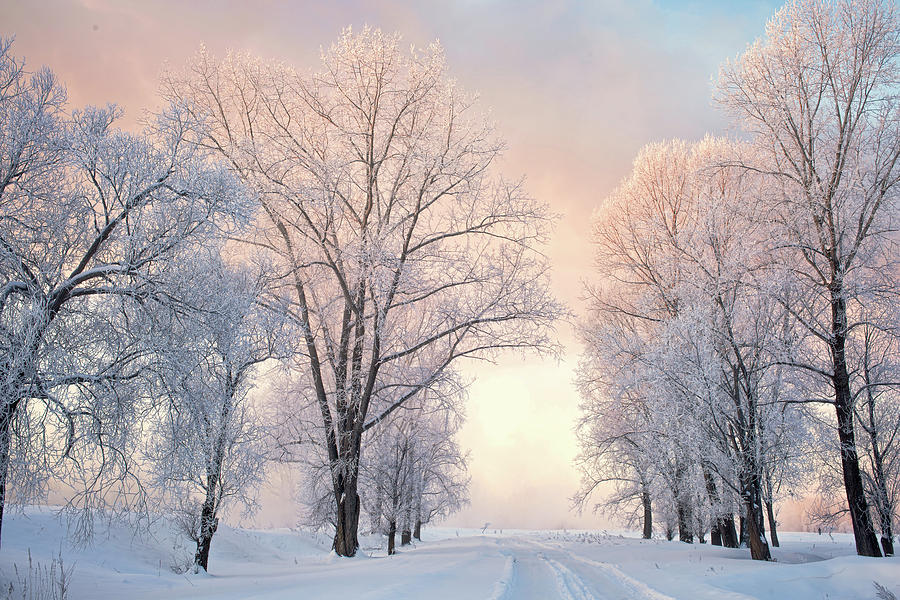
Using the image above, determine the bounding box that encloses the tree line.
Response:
[576,0,900,561]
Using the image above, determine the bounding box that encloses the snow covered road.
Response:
[112,535,672,600]
[487,537,674,600]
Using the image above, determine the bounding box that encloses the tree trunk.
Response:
[880,527,894,557]
[641,490,653,539]
[710,525,722,547]
[413,488,423,541]
[831,293,882,557]
[867,391,894,557]
[0,406,12,550]
[193,499,218,573]
[674,464,693,543]
[741,474,771,561]
[702,468,723,547]
[387,519,396,555]
[744,497,770,561]
[371,485,383,534]
[765,500,779,548]
[676,499,693,543]
[401,499,412,545]
[333,484,361,557]
[720,514,739,548]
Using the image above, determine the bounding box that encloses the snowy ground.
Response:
[1,508,898,600]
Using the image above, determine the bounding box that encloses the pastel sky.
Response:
[1,0,783,529]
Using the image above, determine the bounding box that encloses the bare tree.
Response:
[717,0,900,557]
[0,39,248,547]
[163,28,560,556]
[580,137,809,560]
[146,253,286,572]
[855,318,900,556]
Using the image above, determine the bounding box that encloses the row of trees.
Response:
[577,0,900,561]
[0,27,560,570]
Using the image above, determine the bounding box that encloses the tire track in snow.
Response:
[562,553,677,600]
[539,552,596,600]
[488,553,517,600]
[527,537,676,600]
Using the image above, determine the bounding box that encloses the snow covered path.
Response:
[487,537,674,600]
[2,509,900,599]
[115,535,671,600]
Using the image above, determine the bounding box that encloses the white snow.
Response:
[1,508,898,600]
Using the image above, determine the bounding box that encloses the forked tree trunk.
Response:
[641,490,653,539]
[765,500,779,548]
[831,293,882,557]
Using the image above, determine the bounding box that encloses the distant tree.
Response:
[361,383,468,555]
[575,320,658,540]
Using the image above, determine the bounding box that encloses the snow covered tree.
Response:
[359,379,468,554]
[580,137,809,560]
[163,28,560,556]
[810,299,900,556]
[0,39,248,547]
[575,314,659,540]
[717,0,900,557]
[855,319,900,556]
[145,253,286,572]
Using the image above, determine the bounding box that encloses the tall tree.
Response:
[164,28,560,556]
[718,0,900,557]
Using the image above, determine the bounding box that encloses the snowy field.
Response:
[1,508,898,600]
